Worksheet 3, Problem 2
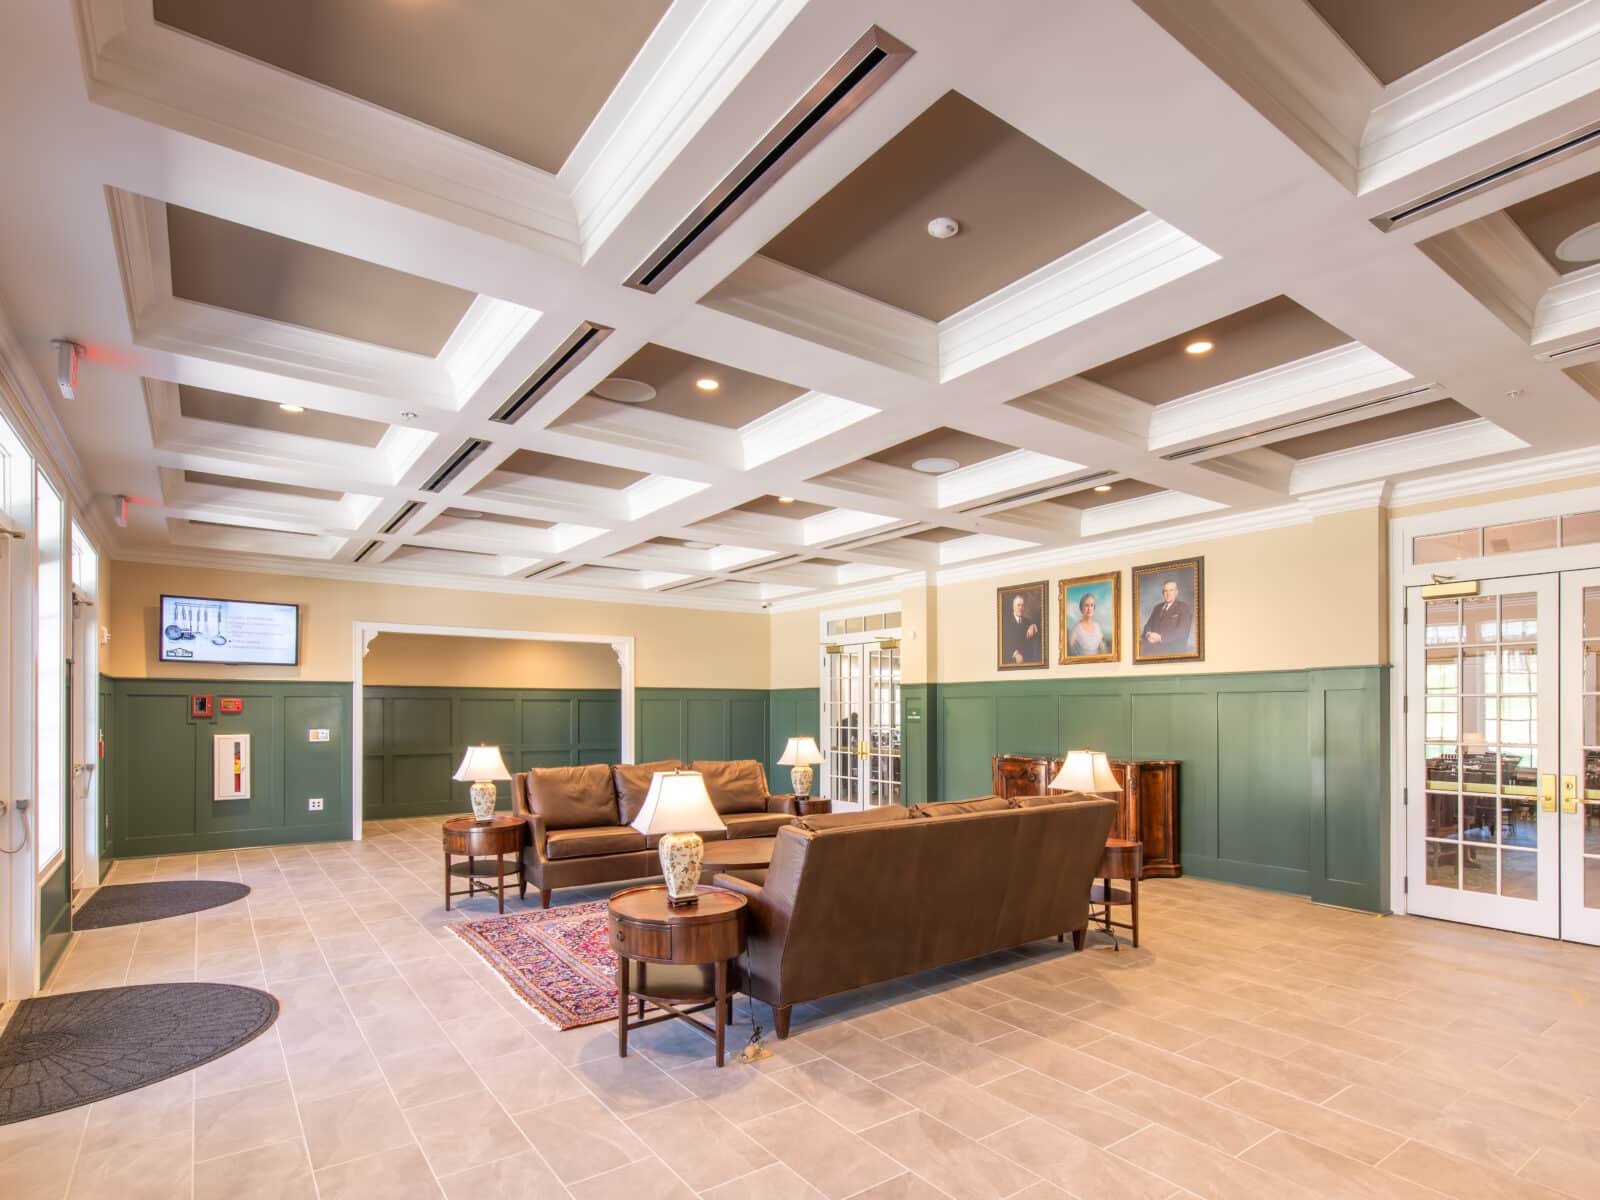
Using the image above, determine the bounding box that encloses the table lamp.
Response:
[1050,749,1123,798]
[777,735,825,800]
[630,770,726,906]
[453,745,512,822]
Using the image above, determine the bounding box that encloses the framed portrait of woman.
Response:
[1058,572,1120,664]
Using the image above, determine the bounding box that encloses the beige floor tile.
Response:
[847,1172,956,1198]
[742,1102,903,1199]
[1380,1140,1566,1200]
[316,1144,445,1200]
[985,1029,1127,1092]
[874,1062,1028,1139]
[568,1158,696,1200]
[1109,1123,1320,1200]
[0,1107,85,1198]
[193,1137,317,1200]
[669,1057,804,1124]
[513,1094,650,1184]
[1096,1073,1271,1156]
[283,1035,387,1103]
[798,1024,921,1080]
[983,1116,1173,1200]
[885,1025,1018,1085]
[1213,1078,1404,1164]
[982,1067,1147,1148]
[299,1082,415,1169]
[862,1111,1038,1200]
[193,1029,288,1098]
[381,1044,486,1109]
[406,1087,528,1177]
[566,1052,695,1118]
[80,1074,192,1156]
[193,1079,301,1163]
[67,1128,192,1199]
[1079,1032,1235,1097]
[628,1098,774,1190]
[768,1057,913,1130]
[701,1162,825,1199]
[1178,1035,1343,1103]
[1240,1131,1442,1200]
[437,1147,568,1199]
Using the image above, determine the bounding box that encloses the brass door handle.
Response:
[1562,774,1579,815]
[1540,774,1558,813]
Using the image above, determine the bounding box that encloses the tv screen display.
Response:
[160,595,300,665]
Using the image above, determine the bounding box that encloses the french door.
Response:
[1407,570,1600,943]
[822,642,901,807]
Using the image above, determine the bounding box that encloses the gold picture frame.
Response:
[1058,572,1121,664]
[995,581,1048,670]
[1132,556,1204,663]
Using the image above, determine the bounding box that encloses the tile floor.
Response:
[4,817,1600,1198]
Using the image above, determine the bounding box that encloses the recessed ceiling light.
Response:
[927,217,960,239]
[1093,484,1113,493]
[592,377,656,404]
[279,404,304,413]
[1184,339,1214,356]
[912,456,960,474]
[1556,221,1600,262]
[777,496,796,504]
[695,377,720,392]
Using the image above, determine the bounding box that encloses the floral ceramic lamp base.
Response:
[469,781,498,822]
[658,831,704,906]
[789,764,814,799]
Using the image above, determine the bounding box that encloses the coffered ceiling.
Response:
[3,0,1600,611]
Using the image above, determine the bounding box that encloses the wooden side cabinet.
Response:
[991,754,1181,879]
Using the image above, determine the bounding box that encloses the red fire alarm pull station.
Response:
[220,698,243,714]
[191,694,214,719]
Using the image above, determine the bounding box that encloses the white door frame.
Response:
[1559,567,1600,945]
[1388,482,1600,914]
[350,622,635,841]
[69,589,100,888]
[817,602,903,808]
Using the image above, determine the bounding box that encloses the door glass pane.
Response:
[1427,841,1459,887]
[1463,596,1498,644]
[1462,845,1496,893]
[1426,793,1459,838]
[1415,529,1479,563]
[1483,519,1557,556]
[1425,600,1462,646]
[1502,849,1538,900]
[1563,511,1600,547]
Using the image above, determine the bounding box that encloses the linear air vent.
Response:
[1373,119,1600,231]
[522,561,568,580]
[1536,335,1600,362]
[625,26,913,293]
[491,322,613,424]
[657,578,714,593]
[379,501,420,535]
[956,471,1115,515]
[352,539,380,563]
[1159,385,1437,461]
[421,439,489,493]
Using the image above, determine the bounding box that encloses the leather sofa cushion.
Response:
[692,760,769,815]
[545,826,647,860]
[794,805,909,832]
[526,764,619,830]
[909,796,1014,818]
[614,760,683,826]
[722,811,794,838]
[1016,791,1099,808]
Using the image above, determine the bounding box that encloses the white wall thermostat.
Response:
[308,729,330,743]
[213,733,251,801]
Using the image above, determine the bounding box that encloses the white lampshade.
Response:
[1050,750,1123,795]
[452,745,511,782]
[630,770,726,836]
[777,736,825,766]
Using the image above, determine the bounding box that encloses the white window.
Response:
[70,522,97,598]
[35,471,64,874]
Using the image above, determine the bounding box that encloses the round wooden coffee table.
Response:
[698,837,776,882]
[442,814,526,914]
[608,884,746,1066]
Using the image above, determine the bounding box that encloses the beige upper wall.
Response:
[105,561,769,687]
[1388,472,1600,520]
[362,633,619,689]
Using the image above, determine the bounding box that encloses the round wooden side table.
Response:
[1091,838,1143,950]
[608,884,746,1066]
[442,814,526,913]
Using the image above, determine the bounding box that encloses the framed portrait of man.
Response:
[1058,572,1120,664]
[1132,557,1204,664]
[996,581,1048,670]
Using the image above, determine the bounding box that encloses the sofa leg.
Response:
[540,888,552,909]
[1071,927,1087,952]
[773,1005,792,1039]
[1057,932,1064,943]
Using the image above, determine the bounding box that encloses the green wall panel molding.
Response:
[768,688,820,795]
[636,688,771,772]
[364,686,621,820]
[927,666,1390,912]
[104,677,353,858]
[39,860,71,984]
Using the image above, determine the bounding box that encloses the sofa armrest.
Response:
[712,872,763,902]
[521,814,549,861]
[765,793,798,813]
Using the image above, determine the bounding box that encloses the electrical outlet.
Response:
[308,797,324,812]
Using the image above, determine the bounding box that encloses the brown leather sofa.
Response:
[511,759,797,906]
[714,794,1117,1037]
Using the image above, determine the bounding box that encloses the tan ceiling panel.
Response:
[1267,398,1477,459]
[762,91,1143,321]
[735,495,829,518]
[1305,0,1541,85]
[431,508,553,531]
[177,385,389,446]
[495,450,645,490]
[166,205,474,356]
[1503,171,1600,275]
[152,0,670,173]
[902,526,970,544]
[868,427,1014,471]
[1049,478,1164,509]
[1081,296,1351,405]
[182,470,342,502]
[599,345,806,428]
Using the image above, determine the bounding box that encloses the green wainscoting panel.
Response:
[365,687,621,819]
[105,678,353,857]
[635,689,770,771]
[767,688,819,792]
[930,667,1390,911]
[901,684,932,808]
[39,860,71,984]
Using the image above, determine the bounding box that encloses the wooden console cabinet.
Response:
[991,754,1181,879]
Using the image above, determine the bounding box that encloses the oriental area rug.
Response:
[449,900,617,1030]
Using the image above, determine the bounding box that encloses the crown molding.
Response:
[1386,442,1600,506]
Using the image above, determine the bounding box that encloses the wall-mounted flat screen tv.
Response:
[159,595,300,665]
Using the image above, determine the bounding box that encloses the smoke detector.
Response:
[926,217,960,240]
[591,377,657,404]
